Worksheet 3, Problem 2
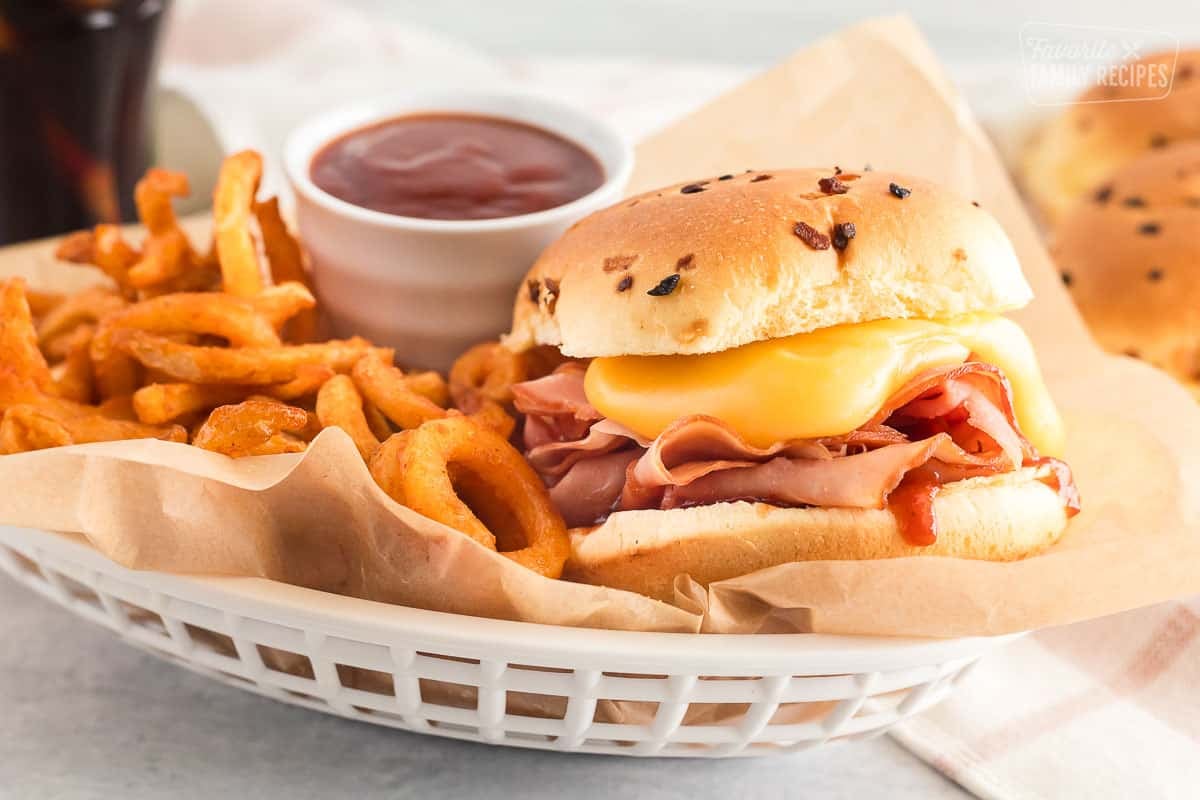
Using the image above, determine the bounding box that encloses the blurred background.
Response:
[6,0,1197,243]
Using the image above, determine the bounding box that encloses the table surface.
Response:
[0,575,969,799]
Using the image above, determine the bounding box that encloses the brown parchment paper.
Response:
[2,15,1199,637]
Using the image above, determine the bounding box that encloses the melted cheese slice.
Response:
[584,314,1065,456]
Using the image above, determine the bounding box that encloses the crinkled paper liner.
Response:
[2,16,1199,638]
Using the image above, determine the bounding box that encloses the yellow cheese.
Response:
[584,314,1065,456]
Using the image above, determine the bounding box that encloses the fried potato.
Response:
[370,417,569,578]
[115,329,372,384]
[0,403,186,454]
[192,399,309,457]
[449,341,527,409]
[213,150,266,297]
[248,282,317,331]
[36,286,125,347]
[0,279,54,392]
[351,349,447,430]
[52,325,96,404]
[316,374,380,460]
[254,197,318,342]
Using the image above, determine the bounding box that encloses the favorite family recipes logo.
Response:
[1020,23,1180,105]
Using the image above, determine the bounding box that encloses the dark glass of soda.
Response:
[0,0,169,245]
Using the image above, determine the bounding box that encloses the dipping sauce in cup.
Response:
[309,114,606,221]
[285,92,633,372]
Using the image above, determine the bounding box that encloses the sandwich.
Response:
[504,168,1080,600]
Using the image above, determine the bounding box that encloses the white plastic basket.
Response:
[0,525,1017,757]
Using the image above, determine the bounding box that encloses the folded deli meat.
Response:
[513,362,1079,544]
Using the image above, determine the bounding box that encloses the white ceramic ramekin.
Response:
[284,90,634,371]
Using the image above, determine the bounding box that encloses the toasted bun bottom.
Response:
[565,467,1068,602]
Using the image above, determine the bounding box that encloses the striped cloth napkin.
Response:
[891,597,1200,800]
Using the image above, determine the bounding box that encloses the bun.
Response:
[1020,50,1200,226]
[1052,140,1200,389]
[565,467,1068,601]
[506,169,1032,358]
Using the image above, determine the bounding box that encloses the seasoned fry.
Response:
[53,325,95,404]
[127,228,191,288]
[0,279,54,391]
[351,349,447,430]
[94,291,282,351]
[213,150,266,297]
[192,400,309,457]
[96,393,137,421]
[90,291,284,399]
[132,365,338,425]
[449,341,527,409]
[464,401,516,439]
[254,197,318,342]
[54,231,96,264]
[132,383,245,425]
[91,224,140,297]
[405,370,450,407]
[0,407,71,453]
[363,400,393,441]
[268,364,335,400]
[36,287,125,346]
[56,226,140,297]
[367,430,412,502]
[115,329,372,384]
[0,404,186,454]
[25,289,66,319]
[316,374,380,460]
[135,168,190,236]
[370,417,569,578]
[248,282,316,330]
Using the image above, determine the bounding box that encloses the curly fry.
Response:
[449,341,527,409]
[128,228,191,288]
[0,404,186,454]
[370,417,569,577]
[135,168,189,236]
[193,400,309,457]
[1,279,54,392]
[405,370,450,407]
[367,430,411,502]
[132,383,245,425]
[115,329,372,384]
[52,325,95,404]
[36,286,125,347]
[247,282,316,331]
[461,402,516,439]
[269,364,335,400]
[351,349,447,430]
[316,374,380,460]
[92,225,141,298]
[363,400,393,441]
[88,291,282,400]
[213,150,266,297]
[254,197,318,342]
[55,226,140,298]
[54,231,96,264]
[25,289,66,319]
[96,393,137,421]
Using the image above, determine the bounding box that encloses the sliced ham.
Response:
[653,433,1003,512]
[510,359,1078,544]
[549,449,640,527]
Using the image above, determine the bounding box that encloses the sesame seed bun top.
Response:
[1053,140,1200,385]
[505,168,1033,358]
